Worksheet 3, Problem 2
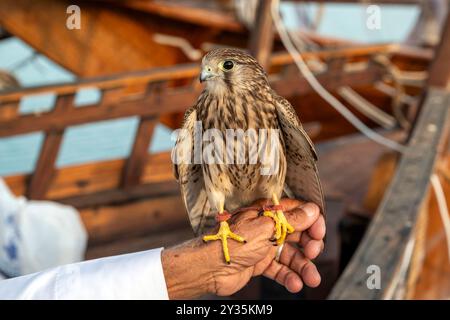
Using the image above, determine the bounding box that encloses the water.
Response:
[0,3,419,177]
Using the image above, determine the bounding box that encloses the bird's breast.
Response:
[198,93,279,131]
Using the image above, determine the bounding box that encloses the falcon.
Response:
[173,48,324,264]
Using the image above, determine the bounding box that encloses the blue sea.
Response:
[0,3,419,176]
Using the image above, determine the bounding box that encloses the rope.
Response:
[153,33,202,61]
[337,86,397,129]
[271,0,408,153]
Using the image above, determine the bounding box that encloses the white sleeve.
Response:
[0,248,169,300]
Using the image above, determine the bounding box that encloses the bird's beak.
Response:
[199,66,214,83]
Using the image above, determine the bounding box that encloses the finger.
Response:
[279,243,321,288]
[302,261,321,288]
[279,198,303,211]
[286,231,301,243]
[263,260,304,293]
[284,203,320,233]
[250,198,303,212]
[308,214,326,240]
[300,232,324,260]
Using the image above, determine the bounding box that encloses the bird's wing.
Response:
[173,107,214,235]
[274,95,326,217]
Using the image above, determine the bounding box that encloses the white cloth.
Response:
[0,248,169,300]
[0,178,87,277]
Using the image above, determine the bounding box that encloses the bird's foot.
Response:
[202,212,246,264]
[261,204,294,246]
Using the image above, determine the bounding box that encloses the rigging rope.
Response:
[271,0,408,153]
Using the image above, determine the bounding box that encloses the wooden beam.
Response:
[121,117,157,188]
[0,0,200,76]
[412,153,450,299]
[249,0,275,69]
[329,88,450,299]
[97,0,244,33]
[5,152,178,206]
[60,180,180,209]
[27,131,64,199]
[0,44,399,103]
[0,101,18,121]
[0,88,200,138]
[27,94,74,199]
[427,14,450,89]
[0,63,385,138]
[271,63,385,97]
[80,194,188,245]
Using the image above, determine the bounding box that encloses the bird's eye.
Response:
[220,60,234,71]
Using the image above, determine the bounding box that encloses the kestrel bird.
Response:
[173,48,324,264]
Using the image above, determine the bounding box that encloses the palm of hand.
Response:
[210,200,324,296]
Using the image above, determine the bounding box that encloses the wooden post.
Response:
[27,94,74,199]
[121,116,157,188]
[427,13,450,89]
[249,0,275,69]
[0,101,19,122]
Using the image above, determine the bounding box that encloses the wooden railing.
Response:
[1,44,408,207]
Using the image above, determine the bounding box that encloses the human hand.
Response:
[209,198,325,296]
[162,198,325,299]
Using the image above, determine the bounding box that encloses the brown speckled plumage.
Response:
[174,48,324,234]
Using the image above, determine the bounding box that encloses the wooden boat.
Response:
[0,0,449,299]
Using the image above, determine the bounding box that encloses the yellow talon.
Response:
[275,210,294,245]
[203,220,245,264]
[264,194,295,246]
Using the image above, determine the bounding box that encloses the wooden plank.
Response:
[0,0,199,76]
[272,63,385,98]
[0,101,18,121]
[59,180,180,209]
[80,195,189,245]
[412,154,450,299]
[5,152,176,202]
[27,131,64,199]
[98,0,244,32]
[0,63,386,138]
[0,44,399,103]
[329,88,450,299]
[427,15,450,89]
[363,152,399,214]
[27,94,74,199]
[121,117,157,188]
[248,0,274,69]
[0,88,200,138]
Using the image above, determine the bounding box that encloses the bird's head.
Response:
[199,48,269,95]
